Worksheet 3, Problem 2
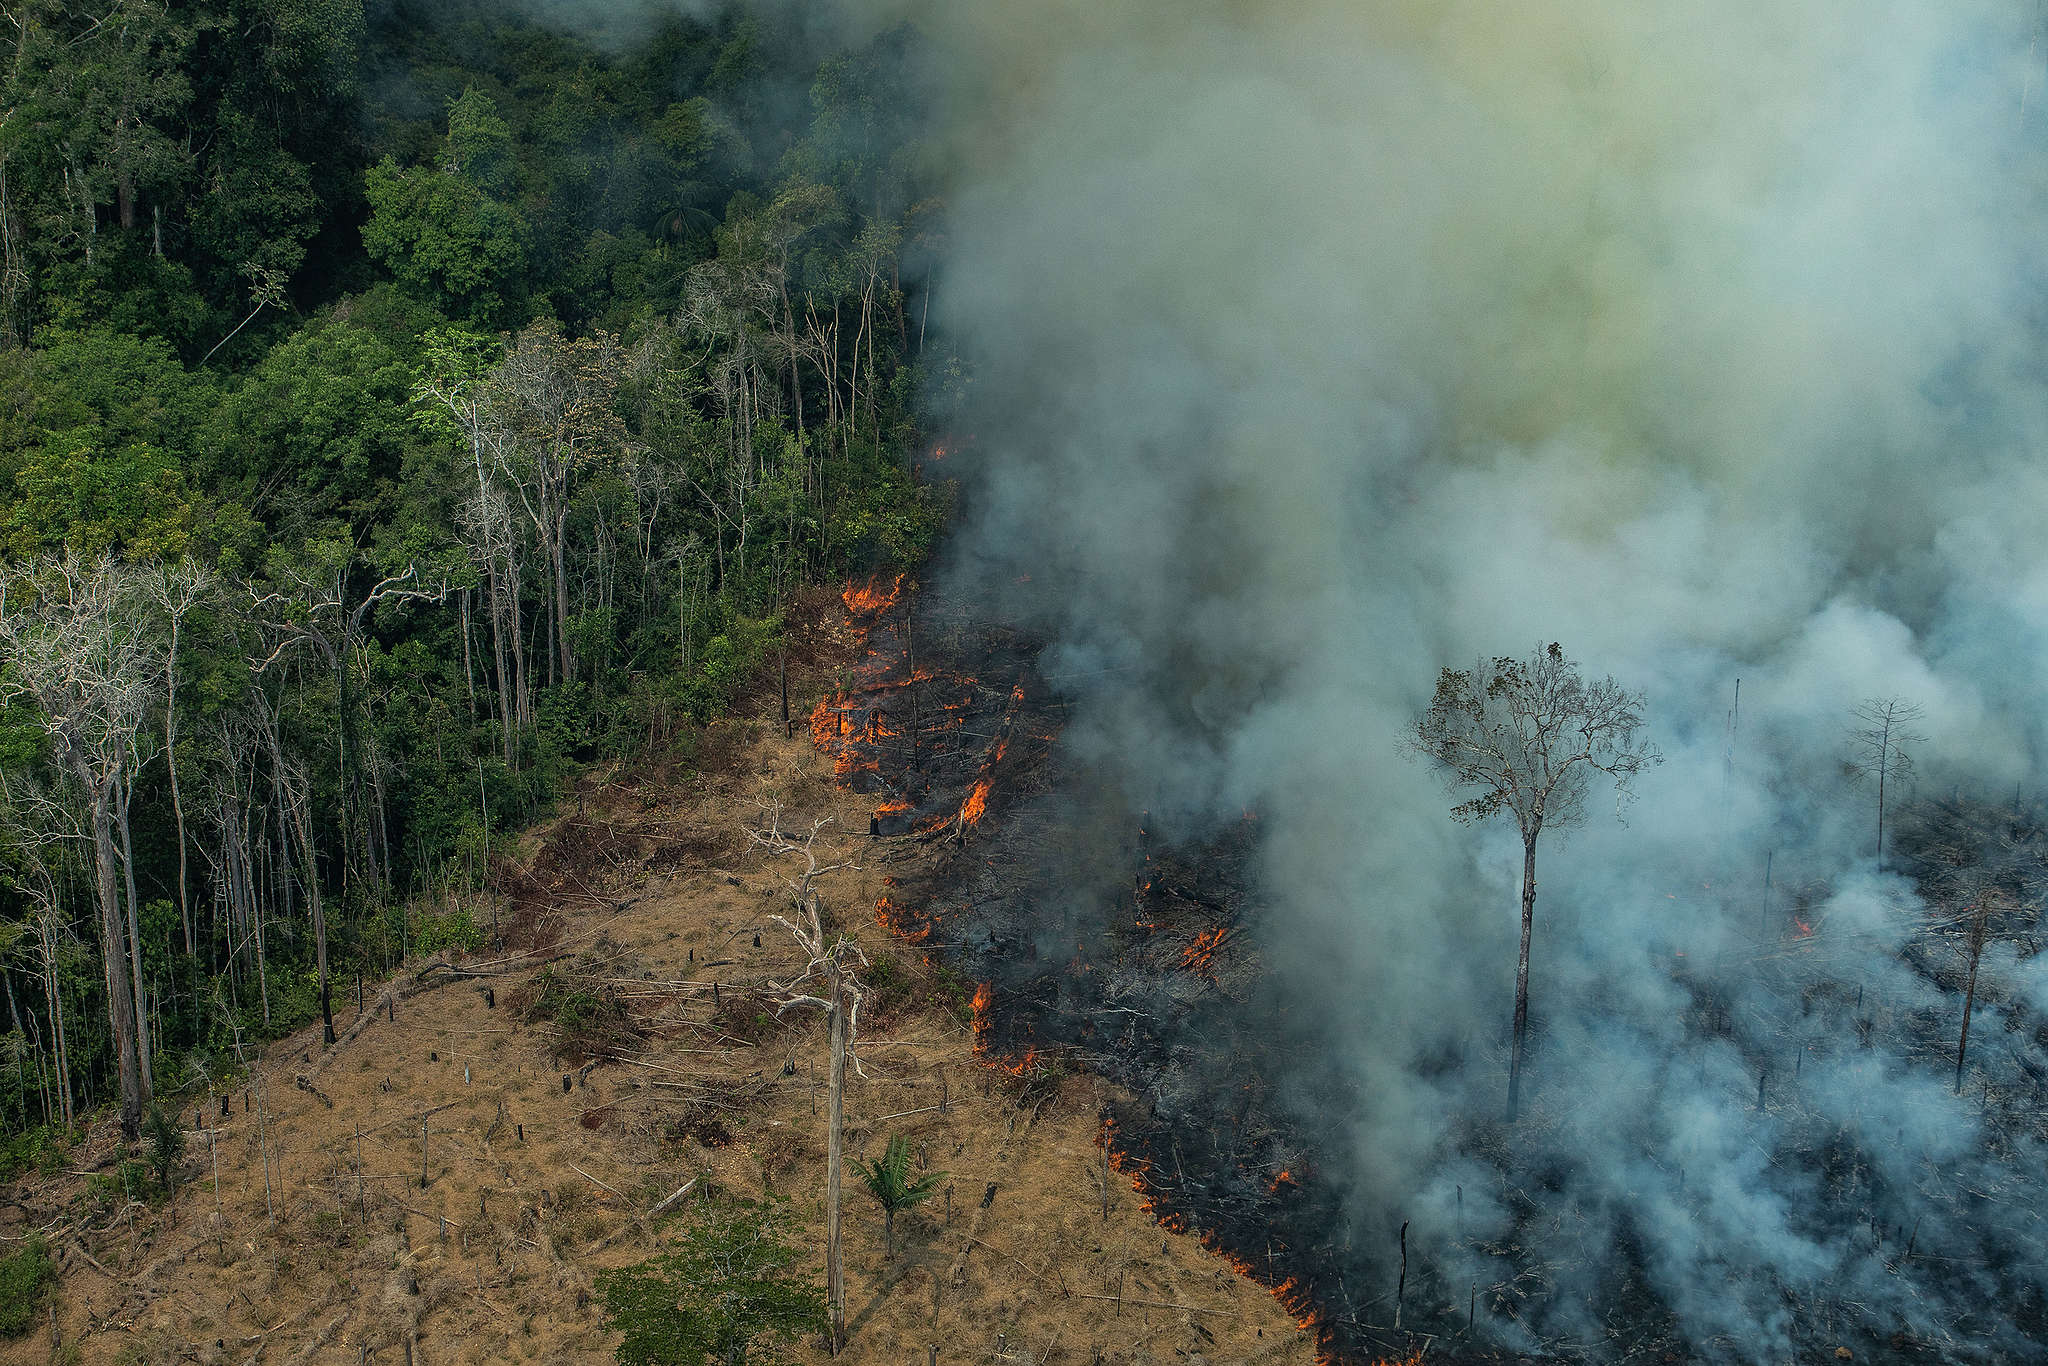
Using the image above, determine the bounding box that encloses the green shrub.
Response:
[854,1134,944,1254]
[596,1198,824,1365]
[0,1235,54,1338]
[0,1127,70,1183]
[143,1104,185,1201]
[928,965,977,1028]
[87,1159,156,1212]
[522,967,640,1062]
[413,904,483,955]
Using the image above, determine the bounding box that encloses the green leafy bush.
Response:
[521,967,640,1062]
[854,1134,944,1254]
[0,1127,70,1183]
[86,1159,156,1212]
[412,904,483,955]
[0,1235,54,1338]
[143,1103,185,1201]
[597,1198,825,1365]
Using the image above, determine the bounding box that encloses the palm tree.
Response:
[855,1135,944,1256]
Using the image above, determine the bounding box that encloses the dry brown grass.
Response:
[4,724,1314,1366]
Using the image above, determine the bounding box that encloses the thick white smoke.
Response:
[852,2,2048,1358]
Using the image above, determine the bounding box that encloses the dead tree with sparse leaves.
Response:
[749,803,864,1354]
[0,554,163,1137]
[1849,697,1925,868]
[1412,642,1659,1122]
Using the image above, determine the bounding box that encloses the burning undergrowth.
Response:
[810,576,1452,1361]
[811,577,2048,1364]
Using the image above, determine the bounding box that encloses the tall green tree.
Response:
[363,90,529,322]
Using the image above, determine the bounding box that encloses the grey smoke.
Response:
[873,2,2048,1358]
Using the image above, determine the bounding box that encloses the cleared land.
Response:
[3,723,1314,1366]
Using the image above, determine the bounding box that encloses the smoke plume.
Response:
[864,2,2048,1359]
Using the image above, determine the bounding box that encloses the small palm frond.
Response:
[855,1135,945,1213]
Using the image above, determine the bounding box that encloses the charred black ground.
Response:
[810,579,2048,1365]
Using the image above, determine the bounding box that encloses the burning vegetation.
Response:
[808,576,1400,1357]
[808,572,1043,843]
[809,576,2048,1365]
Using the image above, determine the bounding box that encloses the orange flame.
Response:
[960,777,993,827]
[1181,926,1231,979]
[956,738,1010,829]
[970,981,994,1056]
[872,895,931,944]
[841,574,904,616]
[1103,1120,1339,1359]
[808,696,847,748]
[963,980,1050,1077]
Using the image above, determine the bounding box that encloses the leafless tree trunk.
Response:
[1850,697,1925,867]
[150,554,213,957]
[1509,834,1538,1121]
[89,791,148,1134]
[247,550,445,1043]
[115,771,153,1087]
[424,355,524,757]
[40,915,72,1127]
[826,961,847,1346]
[2,806,77,1127]
[485,324,628,690]
[752,805,866,1353]
[1957,894,1994,1093]
[254,694,334,1045]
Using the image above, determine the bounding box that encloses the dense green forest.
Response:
[0,0,945,1145]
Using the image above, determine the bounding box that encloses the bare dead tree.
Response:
[1955,889,1995,1095]
[0,786,78,1126]
[482,323,628,688]
[422,344,530,755]
[1849,697,1925,867]
[201,716,269,1018]
[0,554,162,1137]
[31,904,73,1127]
[248,546,447,1043]
[749,804,864,1354]
[1412,643,1659,1122]
[1921,811,2048,1094]
[144,559,214,958]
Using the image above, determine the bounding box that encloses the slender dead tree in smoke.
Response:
[1955,889,1996,1095]
[749,804,865,1354]
[1848,697,1924,867]
[1412,643,1659,1122]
